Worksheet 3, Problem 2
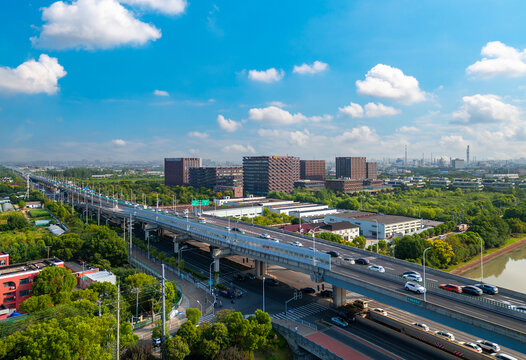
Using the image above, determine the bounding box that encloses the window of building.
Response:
[3,292,15,297]
[19,289,31,297]
[19,278,31,285]
[0,260,5,265]
[4,296,16,303]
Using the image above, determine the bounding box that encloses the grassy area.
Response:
[28,209,49,218]
[445,233,526,272]
[254,347,293,360]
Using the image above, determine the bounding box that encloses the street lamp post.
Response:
[196,300,202,320]
[423,247,432,302]
[478,236,484,283]
[262,276,266,312]
[374,219,379,254]
[209,260,216,294]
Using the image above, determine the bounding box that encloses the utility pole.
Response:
[45,246,51,258]
[162,264,166,341]
[116,282,120,360]
[98,299,102,318]
[129,213,133,260]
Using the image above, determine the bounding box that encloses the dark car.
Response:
[244,273,256,280]
[320,290,333,298]
[326,250,340,258]
[234,274,245,281]
[474,283,499,295]
[231,227,245,234]
[219,289,243,299]
[355,258,370,265]
[264,278,279,286]
[462,285,483,296]
[300,287,316,294]
[337,311,354,322]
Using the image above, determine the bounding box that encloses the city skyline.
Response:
[2,1,526,162]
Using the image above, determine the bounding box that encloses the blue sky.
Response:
[1,0,526,162]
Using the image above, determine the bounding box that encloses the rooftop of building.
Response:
[0,258,64,278]
[65,260,98,274]
[320,221,359,231]
[331,211,420,224]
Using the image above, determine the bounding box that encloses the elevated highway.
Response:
[29,174,526,350]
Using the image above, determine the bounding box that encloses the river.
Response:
[461,243,526,293]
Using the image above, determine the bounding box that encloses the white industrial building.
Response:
[203,205,263,219]
[324,211,423,239]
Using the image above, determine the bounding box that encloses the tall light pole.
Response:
[209,260,216,293]
[374,219,379,254]
[196,300,202,320]
[423,246,432,302]
[478,236,484,283]
[262,276,266,312]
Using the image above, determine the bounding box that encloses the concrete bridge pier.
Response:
[210,247,232,284]
[255,260,268,279]
[332,286,347,307]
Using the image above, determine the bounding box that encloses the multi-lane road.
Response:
[31,176,526,352]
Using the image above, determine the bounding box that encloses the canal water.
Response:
[461,243,526,293]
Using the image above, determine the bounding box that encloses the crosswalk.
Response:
[271,302,328,321]
[200,313,215,323]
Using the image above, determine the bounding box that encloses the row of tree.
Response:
[162,308,276,360]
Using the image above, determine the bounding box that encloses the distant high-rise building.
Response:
[366,162,377,179]
[189,167,243,189]
[335,157,366,179]
[300,160,325,180]
[164,158,201,186]
[467,145,470,165]
[243,156,300,194]
[404,145,408,166]
[325,179,363,193]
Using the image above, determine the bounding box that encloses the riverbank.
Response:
[450,235,526,275]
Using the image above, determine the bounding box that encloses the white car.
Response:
[291,241,303,247]
[270,238,280,243]
[403,273,422,282]
[259,233,271,239]
[435,330,455,341]
[412,322,429,331]
[405,281,426,294]
[494,354,518,360]
[372,308,387,316]
[368,265,385,273]
[476,339,500,353]
[462,342,482,353]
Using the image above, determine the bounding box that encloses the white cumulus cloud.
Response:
[338,102,364,118]
[398,126,419,133]
[31,0,161,50]
[338,102,399,118]
[293,61,328,75]
[153,89,169,97]
[363,102,400,117]
[223,144,255,154]
[112,139,127,146]
[217,115,241,132]
[467,41,526,78]
[0,54,66,95]
[188,131,209,139]
[336,126,378,143]
[452,94,521,124]
[120,0,187,15]
[258,128,311,147]
[356,64,426,104]
[249,106,330,125]
[248,68,284,83]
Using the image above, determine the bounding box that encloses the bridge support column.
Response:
[255,260,268,279]
[144,230,149,241]
[332,286,347,307]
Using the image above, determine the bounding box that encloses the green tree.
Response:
[80,225,127,267]
[0,315,122,360]
[186,307,201,325]
[19,294,54,313]
[176,320,200,349]
[216,347,248,360]
[352,236,366,249]
[32,266,77,299]
[161,335,190,360]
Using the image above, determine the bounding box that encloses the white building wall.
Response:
[203,206,263,219]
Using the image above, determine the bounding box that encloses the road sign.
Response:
[191,200,199,206]
[201,200,209,206]
[407,296,421,305]
[208,279,213,286]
